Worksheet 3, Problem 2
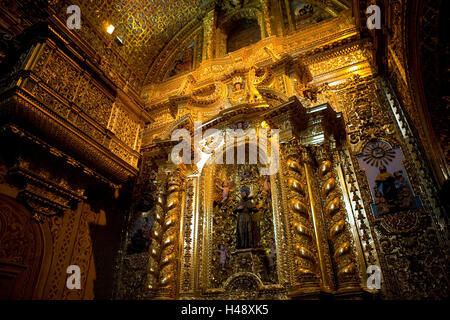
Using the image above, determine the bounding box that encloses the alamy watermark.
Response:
[366,5,381,30]
[366,265,382,290]
[170,121,279,175]
[66,5,81,30]
[66,264,81,289]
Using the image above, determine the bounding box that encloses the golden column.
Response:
[312,142,362,295]
[281,139,323,297]
[260,0,273,37]
[147,164,186,299]
[302,146,336,293]
[202,10,217,60]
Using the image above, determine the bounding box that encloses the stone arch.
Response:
[199,125,274,173]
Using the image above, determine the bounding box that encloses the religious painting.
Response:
[166,41,194,79]
[357,141,422,217]
[210,163,277,287]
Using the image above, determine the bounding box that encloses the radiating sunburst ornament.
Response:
[361,141,395,167]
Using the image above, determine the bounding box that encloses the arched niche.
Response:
[215,8,266,57]
[226,18,261,53]
[196,124,283,296]
[0,195,50,299]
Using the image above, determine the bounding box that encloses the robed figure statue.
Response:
[234,186,261,249]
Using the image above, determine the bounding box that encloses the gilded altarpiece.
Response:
[1,0,448,301]
[199,158,282,299]
[114,5,449,299]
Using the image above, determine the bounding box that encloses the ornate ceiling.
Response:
[0,0,352,86]
[67,0,204,79]
[57,0,351,85]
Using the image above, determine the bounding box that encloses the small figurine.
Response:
[214,244,230,271]
[394,170,415,209]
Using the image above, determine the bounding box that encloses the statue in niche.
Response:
[374,165,416,214]
[234,186,262,249]
[127,197,155,254]
[211,165,278,287]
[214,244,230,271]
[128,213,154,254]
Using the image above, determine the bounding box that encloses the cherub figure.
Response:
[215,179,235,207]
[374,190,390,215]
[214,244,230,271]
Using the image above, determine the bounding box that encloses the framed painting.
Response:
[357,141,422,217]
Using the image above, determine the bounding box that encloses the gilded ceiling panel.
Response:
[70,0,203,78]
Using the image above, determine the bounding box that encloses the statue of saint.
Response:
[234,186,261,249]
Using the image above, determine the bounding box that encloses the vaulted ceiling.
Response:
[63,0,204,80]
[0,0,351,85]
[54,0,350,85]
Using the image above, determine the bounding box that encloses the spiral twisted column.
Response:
[313,143,362,294]
[281,139,322,296]
[302,147,336,292]
[147,165,186,299]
